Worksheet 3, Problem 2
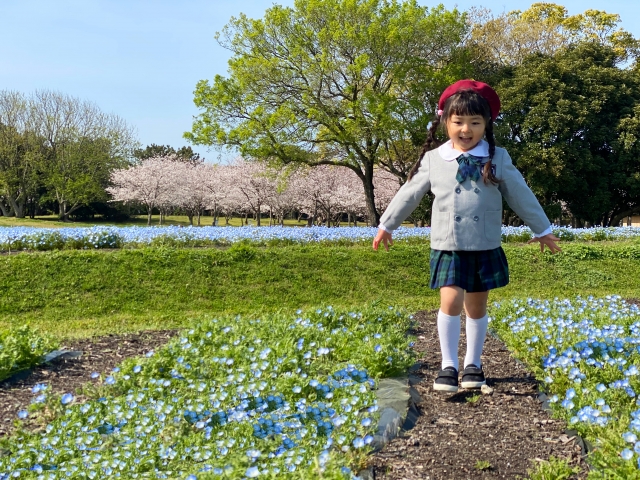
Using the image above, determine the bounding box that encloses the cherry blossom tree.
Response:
[108,156,178,225]
[169,162,210,225]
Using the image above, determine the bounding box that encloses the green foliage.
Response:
[0,325,57,381]
[496,41,640,227]
[466,393,481,404]
[226,242,258,262]
[526,456,580,480]
[469,3,639,69]
[474,459,491,471]
[133,143,201,164]
[187,0,469,224]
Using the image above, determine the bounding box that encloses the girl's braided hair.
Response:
[408,89,500,185]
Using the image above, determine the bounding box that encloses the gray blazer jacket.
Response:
[379,146,550,251]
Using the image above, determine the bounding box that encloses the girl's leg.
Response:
[438,286,464,370]
[463,290,490,368]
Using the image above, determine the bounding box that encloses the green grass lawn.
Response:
[1,241,638,340]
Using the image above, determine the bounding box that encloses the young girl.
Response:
[372,80,561,393]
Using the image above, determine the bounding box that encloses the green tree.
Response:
[468,3,639,78]
[186,0,468,225]
[31,90,137,220]
[0,91,45,218]
[133,144,201,164]
[496,41,640,226]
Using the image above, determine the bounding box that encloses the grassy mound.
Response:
[0,242,639,338]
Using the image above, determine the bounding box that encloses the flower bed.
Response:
[489,295,640,477]
[2,306,414,479]
[0,225,639,252]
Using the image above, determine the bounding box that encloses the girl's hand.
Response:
[527,233,562,253]
[373,228,393,251]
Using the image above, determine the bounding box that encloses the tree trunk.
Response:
[361,165,379,227]
[610,207,639,228]
[256,204,261,226]
[7,195,25,218]
[0,198,12,217]
[187,214,194,226]
[147,209,152,226]
[58,200,68,221]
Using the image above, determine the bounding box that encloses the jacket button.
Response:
[454,215,461,222]
[455,187,461,194]
[473,215,479,222]
[474,187,480,193]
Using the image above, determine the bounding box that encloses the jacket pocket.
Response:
[485,210,503,244]
[431,211,450,243]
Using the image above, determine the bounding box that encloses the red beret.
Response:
[438,80,501,121]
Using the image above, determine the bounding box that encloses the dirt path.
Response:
[369,310,586,479]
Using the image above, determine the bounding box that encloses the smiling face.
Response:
[445,114,487,152]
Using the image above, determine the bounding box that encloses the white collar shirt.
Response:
[438,139,490,161]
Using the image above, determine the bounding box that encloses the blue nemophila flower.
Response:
[622,449,634,460]
[61,393,74,405]
[17,410,28,419]
[105,376,115,385]
[246,466,260,477]
[31,383,47,394]
[625,432,640,443]
[90,372,100,379]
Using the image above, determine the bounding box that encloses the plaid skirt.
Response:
[429,247,509,292]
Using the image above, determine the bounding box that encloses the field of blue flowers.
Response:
[0,225,639,252]
[2,306,414,479]
[490,295,640,478]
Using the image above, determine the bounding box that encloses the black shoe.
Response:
[433,366,459,392]
[461,364,486,389]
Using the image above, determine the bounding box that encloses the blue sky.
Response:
[1,0,638,161]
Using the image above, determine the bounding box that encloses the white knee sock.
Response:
[464,313,489,368]
[437,310,460,371]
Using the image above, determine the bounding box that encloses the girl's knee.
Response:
[440,286,464,315]
[465,307,487,319]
